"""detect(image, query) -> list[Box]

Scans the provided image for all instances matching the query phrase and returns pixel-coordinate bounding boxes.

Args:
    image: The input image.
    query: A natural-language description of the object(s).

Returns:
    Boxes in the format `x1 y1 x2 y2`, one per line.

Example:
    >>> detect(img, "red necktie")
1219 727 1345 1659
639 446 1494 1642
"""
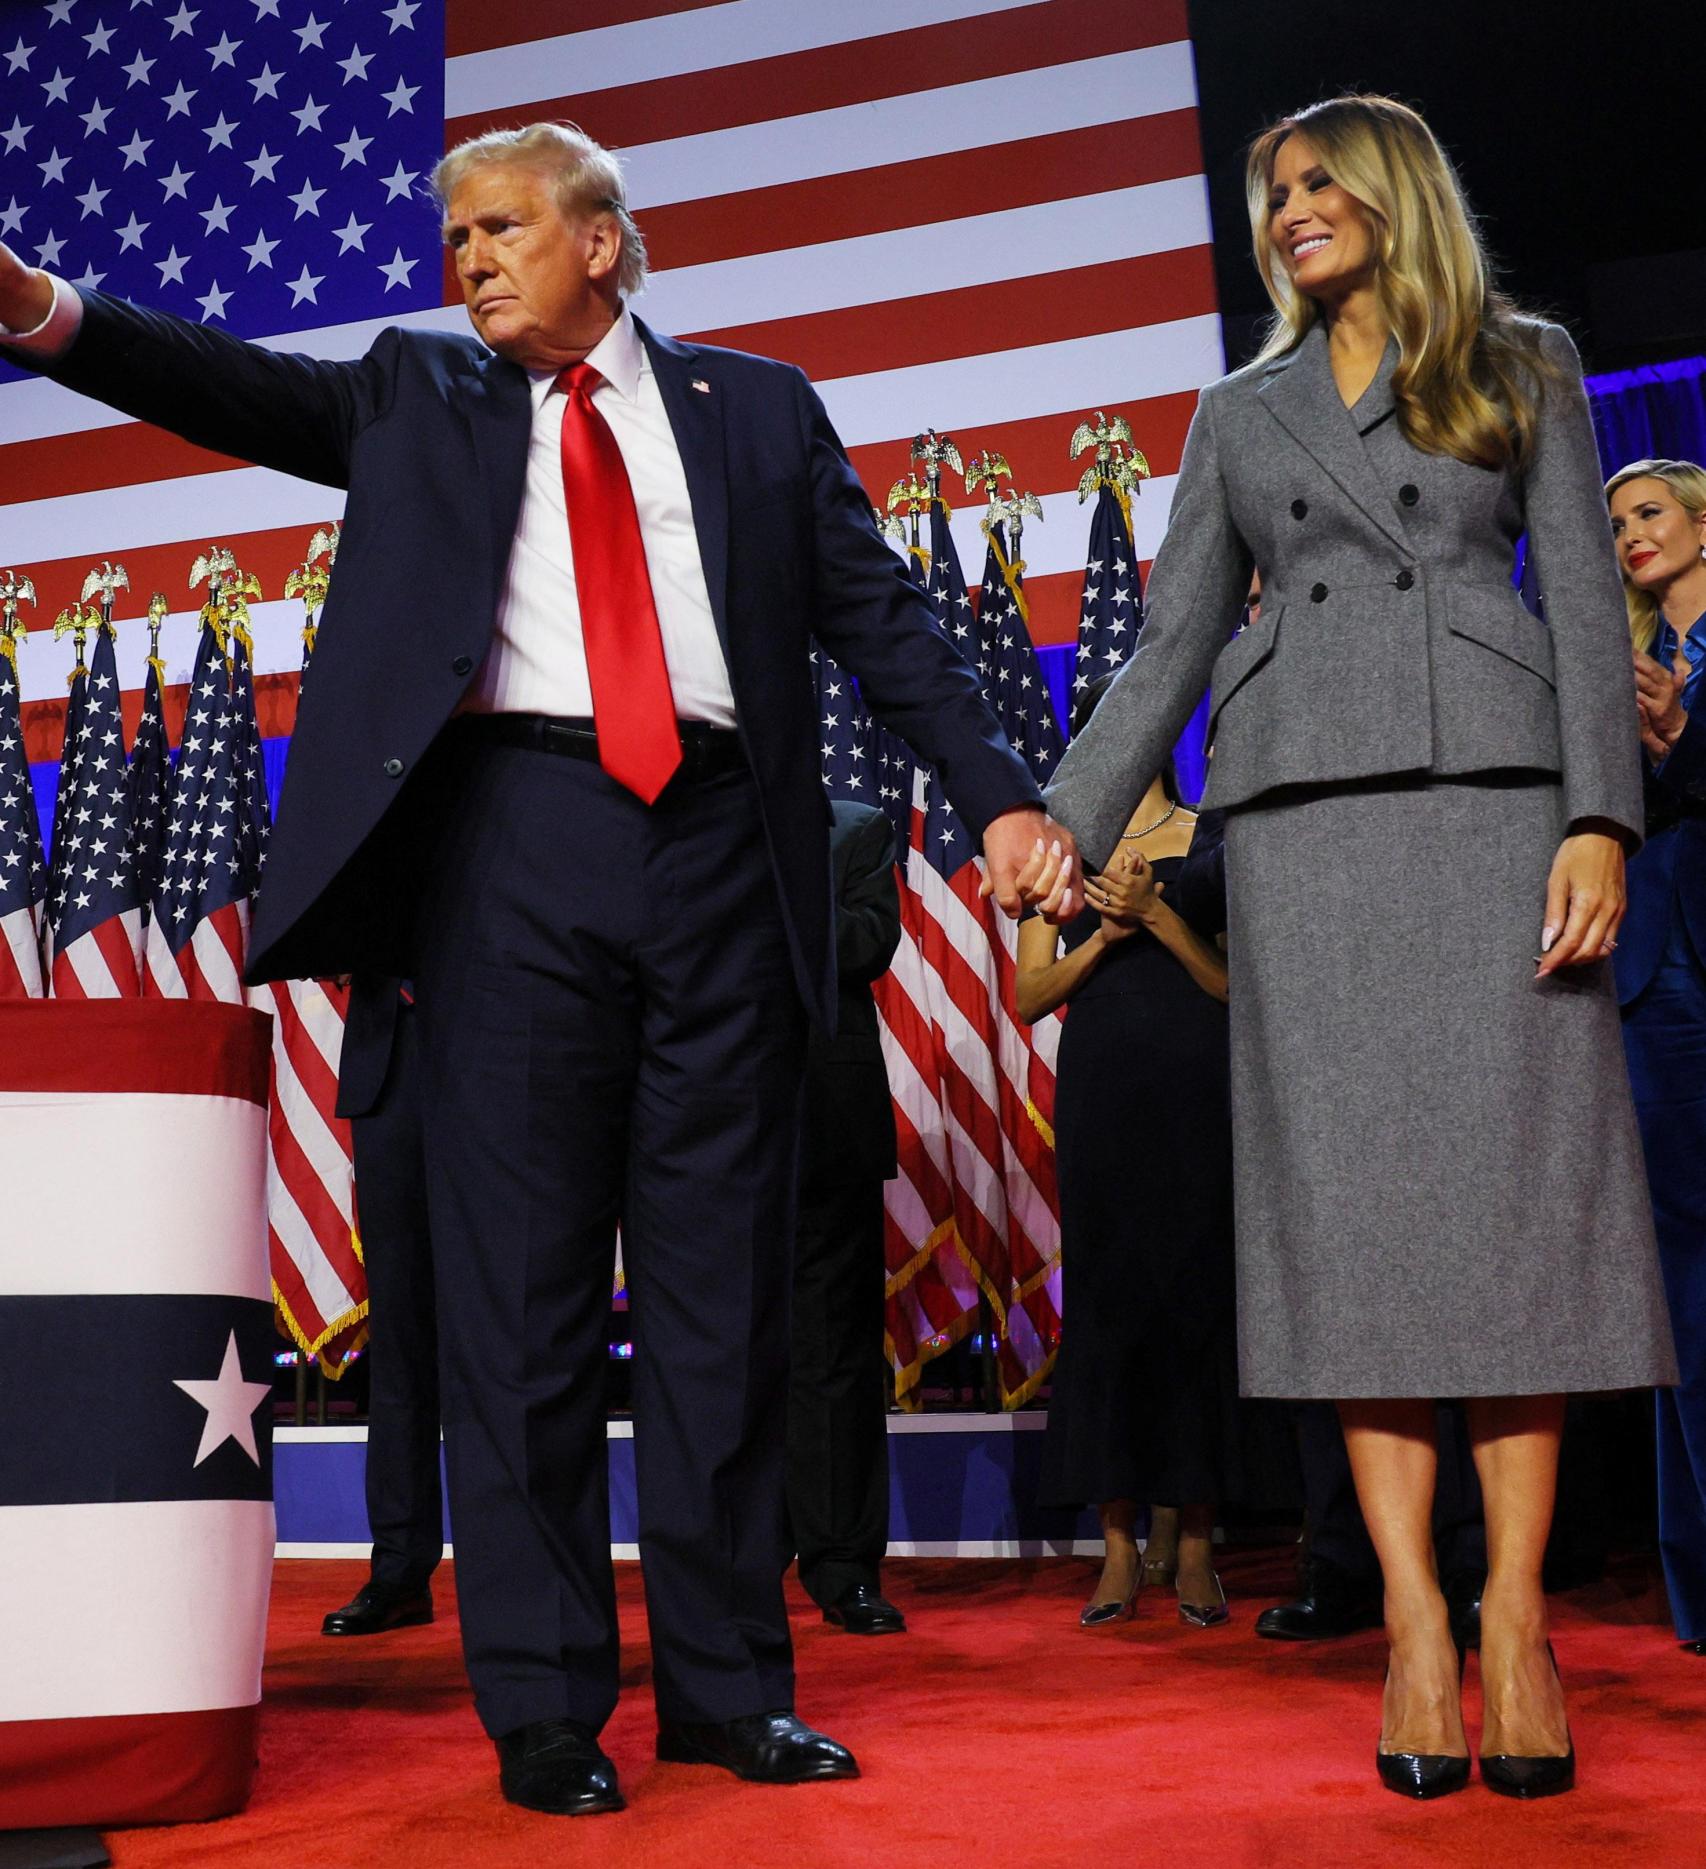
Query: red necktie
555 361 681 803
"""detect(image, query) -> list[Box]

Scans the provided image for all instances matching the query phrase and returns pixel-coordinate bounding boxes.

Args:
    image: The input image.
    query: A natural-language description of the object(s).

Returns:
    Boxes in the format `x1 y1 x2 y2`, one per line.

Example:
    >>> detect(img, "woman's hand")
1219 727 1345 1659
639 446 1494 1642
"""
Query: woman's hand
1084 845 1162 942
1633 645 1689 762
1537 827 1626 975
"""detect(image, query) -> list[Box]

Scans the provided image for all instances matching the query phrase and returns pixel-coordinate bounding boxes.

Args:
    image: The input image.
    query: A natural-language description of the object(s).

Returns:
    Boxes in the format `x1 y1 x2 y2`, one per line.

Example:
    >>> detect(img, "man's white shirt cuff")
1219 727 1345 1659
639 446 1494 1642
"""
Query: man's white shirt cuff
1 272 84 356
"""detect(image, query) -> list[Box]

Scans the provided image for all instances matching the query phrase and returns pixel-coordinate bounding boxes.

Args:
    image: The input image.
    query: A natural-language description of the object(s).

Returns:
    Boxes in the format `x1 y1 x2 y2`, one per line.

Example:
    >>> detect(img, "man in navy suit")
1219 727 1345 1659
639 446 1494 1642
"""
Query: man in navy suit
0 124 1079 1817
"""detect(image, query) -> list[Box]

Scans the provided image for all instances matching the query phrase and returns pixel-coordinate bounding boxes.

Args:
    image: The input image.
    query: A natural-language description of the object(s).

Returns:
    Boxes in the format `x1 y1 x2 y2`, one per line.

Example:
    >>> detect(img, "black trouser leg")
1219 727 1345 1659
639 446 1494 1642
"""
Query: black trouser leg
351 1007 443 1592
787 1180 890 1609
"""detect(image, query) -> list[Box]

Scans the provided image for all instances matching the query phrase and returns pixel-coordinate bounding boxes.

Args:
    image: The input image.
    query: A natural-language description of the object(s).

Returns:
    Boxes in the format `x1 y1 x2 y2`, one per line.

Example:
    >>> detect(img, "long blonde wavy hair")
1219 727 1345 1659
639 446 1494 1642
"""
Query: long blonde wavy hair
1245 95 1556 471
1604 458 1706 653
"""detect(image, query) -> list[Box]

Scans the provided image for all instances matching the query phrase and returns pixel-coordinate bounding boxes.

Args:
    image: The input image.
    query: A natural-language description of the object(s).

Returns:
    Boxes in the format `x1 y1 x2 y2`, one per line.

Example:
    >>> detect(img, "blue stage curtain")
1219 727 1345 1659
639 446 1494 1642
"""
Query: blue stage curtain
1587 356 1706 476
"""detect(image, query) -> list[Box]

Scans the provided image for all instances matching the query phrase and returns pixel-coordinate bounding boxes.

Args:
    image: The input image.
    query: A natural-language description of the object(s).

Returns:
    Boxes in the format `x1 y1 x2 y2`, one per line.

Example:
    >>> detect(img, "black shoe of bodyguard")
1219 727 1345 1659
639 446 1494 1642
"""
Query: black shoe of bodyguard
321 1577 434 1637
1443 1570 1484 1653
823 1583 907 1636
1254 1562 1382 1642
496 1718 624 1816
657 1712 860 1783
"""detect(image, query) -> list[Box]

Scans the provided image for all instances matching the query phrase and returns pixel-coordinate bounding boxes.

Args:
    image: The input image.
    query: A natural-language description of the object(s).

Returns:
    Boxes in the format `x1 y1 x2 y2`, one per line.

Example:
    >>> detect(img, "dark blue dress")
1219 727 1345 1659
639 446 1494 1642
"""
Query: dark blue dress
1617 608 1706 1644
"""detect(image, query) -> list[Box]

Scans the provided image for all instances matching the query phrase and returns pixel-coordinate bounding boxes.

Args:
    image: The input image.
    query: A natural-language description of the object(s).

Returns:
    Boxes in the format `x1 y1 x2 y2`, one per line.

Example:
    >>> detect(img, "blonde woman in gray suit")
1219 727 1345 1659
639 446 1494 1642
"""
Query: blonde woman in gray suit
1042 95 1675 1801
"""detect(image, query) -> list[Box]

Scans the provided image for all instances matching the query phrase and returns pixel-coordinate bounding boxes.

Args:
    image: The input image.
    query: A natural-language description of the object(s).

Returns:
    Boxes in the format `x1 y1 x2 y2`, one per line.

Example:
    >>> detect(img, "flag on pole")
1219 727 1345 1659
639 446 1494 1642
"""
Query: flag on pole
126 637 173 921
143 620 254 1002
1070 413 1150 715
0 596 47 1000
46 617 143 999
886 467 1063 1404
229 559 365 1378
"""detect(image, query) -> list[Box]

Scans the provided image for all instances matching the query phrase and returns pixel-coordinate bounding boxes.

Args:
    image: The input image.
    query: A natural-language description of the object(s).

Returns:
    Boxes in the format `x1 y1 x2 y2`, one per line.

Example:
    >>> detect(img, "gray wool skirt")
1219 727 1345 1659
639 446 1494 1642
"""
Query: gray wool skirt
1223 772 1678 1399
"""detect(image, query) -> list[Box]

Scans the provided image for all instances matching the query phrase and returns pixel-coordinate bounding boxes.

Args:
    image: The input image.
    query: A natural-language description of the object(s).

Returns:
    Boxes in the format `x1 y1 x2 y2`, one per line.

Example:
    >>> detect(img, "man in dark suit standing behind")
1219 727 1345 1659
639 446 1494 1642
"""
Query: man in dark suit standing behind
0 124 1078 1818
789 801 905 1636
321 978 444 1641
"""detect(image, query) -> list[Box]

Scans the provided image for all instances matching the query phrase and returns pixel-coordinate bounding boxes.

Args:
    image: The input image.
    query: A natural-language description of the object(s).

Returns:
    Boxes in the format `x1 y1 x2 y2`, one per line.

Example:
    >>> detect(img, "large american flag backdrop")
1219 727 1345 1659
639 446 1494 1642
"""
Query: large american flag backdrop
0 0 1227 1392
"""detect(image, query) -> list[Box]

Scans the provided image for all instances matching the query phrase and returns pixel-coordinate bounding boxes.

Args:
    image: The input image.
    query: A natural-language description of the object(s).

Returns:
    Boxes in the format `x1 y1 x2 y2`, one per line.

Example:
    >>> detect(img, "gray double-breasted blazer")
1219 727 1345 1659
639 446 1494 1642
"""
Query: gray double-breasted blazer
1046 319 1642 863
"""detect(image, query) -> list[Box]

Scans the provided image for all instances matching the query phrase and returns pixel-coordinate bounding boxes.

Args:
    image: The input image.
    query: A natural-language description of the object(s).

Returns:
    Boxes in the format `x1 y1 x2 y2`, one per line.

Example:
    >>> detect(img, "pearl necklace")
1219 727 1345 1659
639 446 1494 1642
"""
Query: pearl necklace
1118 802 1177 841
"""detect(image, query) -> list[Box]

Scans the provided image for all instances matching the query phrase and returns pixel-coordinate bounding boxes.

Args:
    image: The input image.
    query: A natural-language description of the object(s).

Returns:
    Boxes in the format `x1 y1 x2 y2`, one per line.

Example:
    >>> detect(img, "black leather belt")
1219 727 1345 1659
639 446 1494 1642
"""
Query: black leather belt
453 712 747 783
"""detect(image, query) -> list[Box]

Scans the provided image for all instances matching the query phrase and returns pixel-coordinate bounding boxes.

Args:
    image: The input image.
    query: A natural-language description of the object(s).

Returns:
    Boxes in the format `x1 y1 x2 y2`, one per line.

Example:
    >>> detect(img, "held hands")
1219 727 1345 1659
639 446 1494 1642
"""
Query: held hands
1083 843 1162 944
1633 645 1689 764
980 808 1083 922
0 240 55 335
1537 826 1626 976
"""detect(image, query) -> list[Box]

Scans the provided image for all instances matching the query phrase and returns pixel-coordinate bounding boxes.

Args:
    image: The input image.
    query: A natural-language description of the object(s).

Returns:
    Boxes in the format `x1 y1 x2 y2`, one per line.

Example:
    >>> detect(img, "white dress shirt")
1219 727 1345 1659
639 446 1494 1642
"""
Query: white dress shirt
2 286 736 728
465 306 735 726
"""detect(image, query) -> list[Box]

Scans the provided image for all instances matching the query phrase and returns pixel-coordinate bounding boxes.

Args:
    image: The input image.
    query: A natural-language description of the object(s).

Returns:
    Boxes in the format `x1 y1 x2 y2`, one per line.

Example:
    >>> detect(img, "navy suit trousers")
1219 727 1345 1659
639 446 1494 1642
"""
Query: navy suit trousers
349 1003 444 1592
412 733 806 1737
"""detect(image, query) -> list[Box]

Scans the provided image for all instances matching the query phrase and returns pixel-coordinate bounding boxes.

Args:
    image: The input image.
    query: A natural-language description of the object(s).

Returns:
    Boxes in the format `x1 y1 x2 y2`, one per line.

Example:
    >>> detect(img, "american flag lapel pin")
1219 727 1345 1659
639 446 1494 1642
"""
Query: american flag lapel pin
691 378 711 394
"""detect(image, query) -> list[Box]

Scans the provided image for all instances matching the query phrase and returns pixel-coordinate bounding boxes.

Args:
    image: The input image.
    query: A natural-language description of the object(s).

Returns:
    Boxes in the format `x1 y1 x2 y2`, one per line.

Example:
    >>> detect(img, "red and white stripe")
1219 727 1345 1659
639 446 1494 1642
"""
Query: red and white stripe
0 906 44 1000
256 976 363 1364
144 899 251 1004
48 910 142 1000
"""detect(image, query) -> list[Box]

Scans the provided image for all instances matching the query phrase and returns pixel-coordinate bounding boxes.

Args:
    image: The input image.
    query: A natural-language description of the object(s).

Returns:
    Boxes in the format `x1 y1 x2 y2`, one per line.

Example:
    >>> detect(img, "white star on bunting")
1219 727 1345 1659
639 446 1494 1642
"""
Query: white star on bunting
174 1331 271 1468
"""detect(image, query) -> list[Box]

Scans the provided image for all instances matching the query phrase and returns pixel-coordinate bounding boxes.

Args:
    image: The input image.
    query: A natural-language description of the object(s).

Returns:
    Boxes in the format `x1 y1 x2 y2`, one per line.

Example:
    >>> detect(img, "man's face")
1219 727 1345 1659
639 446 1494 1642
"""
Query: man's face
443 163 618 369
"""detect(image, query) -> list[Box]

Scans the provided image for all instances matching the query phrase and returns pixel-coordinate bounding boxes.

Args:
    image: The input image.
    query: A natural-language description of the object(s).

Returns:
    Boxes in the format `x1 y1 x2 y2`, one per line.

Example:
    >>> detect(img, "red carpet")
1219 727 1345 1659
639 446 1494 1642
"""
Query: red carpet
102 1549 1706 1869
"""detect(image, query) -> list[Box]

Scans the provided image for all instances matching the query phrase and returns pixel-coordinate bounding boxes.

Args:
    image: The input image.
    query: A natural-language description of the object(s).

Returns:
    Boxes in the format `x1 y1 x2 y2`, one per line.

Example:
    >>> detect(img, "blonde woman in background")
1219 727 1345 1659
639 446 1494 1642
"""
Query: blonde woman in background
1607 459 1706 1657
1043 95 1675 1800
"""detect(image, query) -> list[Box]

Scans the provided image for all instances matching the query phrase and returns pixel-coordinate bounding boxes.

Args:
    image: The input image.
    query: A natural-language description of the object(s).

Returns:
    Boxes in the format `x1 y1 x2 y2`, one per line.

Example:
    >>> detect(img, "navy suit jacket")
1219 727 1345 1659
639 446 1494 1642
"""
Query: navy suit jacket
37 291 1040 1025
1615 711 1706 1004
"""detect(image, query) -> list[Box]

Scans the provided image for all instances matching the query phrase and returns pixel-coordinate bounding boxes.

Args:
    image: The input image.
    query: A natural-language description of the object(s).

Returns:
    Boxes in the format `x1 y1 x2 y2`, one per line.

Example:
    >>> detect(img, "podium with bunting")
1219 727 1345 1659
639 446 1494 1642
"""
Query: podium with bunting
0 1000 276 1829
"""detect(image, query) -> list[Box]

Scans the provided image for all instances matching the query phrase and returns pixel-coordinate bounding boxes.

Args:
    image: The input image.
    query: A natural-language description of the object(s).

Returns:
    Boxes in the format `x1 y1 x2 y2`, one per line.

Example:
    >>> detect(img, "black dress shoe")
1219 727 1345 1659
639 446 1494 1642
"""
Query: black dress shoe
495 1718 624 1816
1443 1570 1484 1653
823 1584 906 1636
1254 1563 1381 1642
657 1711 859 1783
321 1578 433 1637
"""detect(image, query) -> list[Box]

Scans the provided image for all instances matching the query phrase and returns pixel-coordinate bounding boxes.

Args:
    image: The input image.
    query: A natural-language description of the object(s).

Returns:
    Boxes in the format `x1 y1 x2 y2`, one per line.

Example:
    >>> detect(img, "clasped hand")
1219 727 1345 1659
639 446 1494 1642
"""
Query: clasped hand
1083 843 1161 943
980 809 1083 922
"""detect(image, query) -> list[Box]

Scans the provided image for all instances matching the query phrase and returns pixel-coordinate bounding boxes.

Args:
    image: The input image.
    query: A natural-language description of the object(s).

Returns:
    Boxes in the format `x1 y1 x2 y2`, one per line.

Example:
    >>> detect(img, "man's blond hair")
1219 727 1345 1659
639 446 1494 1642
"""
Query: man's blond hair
433 122 649 297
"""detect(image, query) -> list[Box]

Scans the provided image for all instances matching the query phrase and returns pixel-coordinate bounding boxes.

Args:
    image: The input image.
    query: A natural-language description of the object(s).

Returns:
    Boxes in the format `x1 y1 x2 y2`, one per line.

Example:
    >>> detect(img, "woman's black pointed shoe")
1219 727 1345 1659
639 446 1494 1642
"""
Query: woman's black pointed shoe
1375 1748 1472 1799
1376 1644 1470 1798
1481 1643 1576 1798
1480 1748 1576 1799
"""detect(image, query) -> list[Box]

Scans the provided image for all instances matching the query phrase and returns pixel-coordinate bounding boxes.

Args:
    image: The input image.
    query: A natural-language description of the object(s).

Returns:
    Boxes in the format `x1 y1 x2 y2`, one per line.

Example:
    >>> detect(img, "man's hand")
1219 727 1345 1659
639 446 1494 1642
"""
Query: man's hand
1537 826 1626 975
0 240 55 335
980 807 1082 922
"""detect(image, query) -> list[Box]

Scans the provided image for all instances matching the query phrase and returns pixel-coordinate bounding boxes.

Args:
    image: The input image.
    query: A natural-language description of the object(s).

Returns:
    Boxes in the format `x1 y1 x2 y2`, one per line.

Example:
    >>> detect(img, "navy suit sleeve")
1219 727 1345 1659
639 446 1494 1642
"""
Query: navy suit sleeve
792 372 1042 842
31 287 394 490
834 808 902 986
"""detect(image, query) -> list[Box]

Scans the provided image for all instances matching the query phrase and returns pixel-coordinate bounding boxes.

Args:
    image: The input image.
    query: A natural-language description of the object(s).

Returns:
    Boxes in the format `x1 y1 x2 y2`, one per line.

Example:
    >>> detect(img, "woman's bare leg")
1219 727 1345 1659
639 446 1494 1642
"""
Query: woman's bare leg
1340 1398 1467 1757
1465 1394 1570 1758
1090 1499 1139 1607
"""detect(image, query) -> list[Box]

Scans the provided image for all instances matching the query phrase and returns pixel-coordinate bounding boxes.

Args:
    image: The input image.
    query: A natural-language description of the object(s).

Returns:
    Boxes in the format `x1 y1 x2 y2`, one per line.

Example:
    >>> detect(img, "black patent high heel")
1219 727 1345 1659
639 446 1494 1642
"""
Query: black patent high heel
1376 1636 1471 1800
1481 1642 1576 1799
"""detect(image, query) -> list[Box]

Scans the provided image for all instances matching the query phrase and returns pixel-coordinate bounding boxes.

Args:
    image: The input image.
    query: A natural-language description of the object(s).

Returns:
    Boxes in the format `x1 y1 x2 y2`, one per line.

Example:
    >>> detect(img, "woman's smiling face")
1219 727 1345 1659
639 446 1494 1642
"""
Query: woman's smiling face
1266 134 1378 304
